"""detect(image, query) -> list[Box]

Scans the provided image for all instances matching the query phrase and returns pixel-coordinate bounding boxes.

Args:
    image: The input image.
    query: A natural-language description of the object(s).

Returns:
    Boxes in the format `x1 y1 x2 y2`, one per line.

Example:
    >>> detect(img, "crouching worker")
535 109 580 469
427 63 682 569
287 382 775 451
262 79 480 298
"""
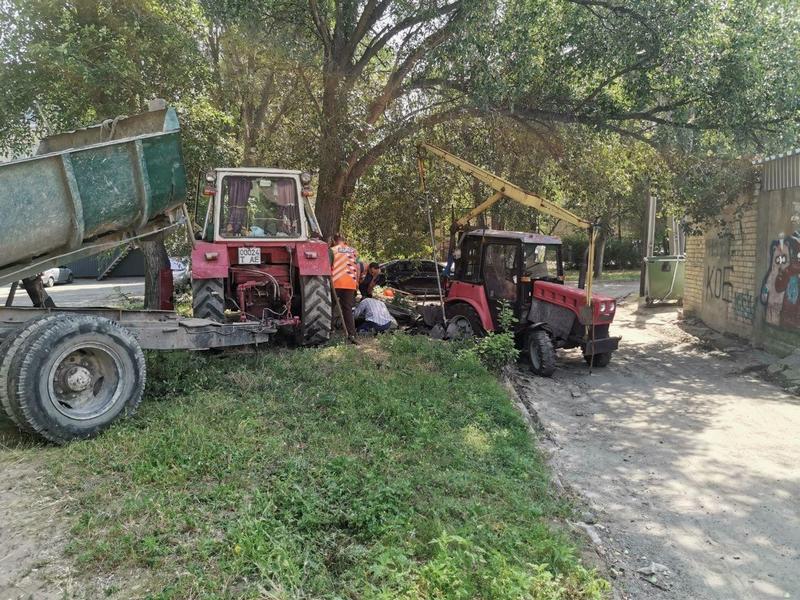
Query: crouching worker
354 297 397 334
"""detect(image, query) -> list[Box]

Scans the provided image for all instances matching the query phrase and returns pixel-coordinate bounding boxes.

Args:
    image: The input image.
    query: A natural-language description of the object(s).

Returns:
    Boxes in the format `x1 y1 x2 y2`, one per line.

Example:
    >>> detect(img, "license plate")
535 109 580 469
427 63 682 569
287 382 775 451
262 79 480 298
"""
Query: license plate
238 247 261 264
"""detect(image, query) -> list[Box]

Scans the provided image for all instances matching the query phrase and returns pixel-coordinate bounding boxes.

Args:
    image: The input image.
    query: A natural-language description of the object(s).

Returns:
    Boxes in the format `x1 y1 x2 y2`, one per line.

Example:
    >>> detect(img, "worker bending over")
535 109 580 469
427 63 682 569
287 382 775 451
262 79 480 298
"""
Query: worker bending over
330 233 359 341
354 297 397 333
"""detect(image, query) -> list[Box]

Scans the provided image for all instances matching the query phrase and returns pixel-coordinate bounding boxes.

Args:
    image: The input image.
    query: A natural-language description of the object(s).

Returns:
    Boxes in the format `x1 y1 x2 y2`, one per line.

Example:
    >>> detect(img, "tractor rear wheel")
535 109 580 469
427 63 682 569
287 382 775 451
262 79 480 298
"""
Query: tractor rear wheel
300 276 332 346
4 315 146 444
444 303 484 339
192 278 225 322
584 352 612 367
528 329 556 377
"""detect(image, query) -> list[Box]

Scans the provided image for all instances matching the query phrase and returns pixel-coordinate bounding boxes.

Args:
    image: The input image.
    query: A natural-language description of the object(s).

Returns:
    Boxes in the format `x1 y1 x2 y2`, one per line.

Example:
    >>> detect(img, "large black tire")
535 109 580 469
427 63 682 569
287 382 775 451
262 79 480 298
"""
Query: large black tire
528 329 556 377
584 352 612 367
0 316 67 434
9 315 146 444
444 302 485 339
192 278 225 322
300 276 333 346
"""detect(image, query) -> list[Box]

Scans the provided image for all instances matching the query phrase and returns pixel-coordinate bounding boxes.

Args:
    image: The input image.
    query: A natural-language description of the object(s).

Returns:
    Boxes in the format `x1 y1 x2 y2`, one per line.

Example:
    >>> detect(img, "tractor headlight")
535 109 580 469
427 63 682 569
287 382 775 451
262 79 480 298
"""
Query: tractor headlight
205 171 216 183
609 301 615 312
300 171 312 184
599 302 606 313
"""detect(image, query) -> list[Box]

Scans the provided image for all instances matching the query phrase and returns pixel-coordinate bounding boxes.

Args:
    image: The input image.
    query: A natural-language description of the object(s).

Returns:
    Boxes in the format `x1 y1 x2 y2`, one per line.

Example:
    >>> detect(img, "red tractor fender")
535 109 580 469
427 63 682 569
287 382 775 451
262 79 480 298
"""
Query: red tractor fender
295 241 331 276
445 281 495 332
191 241 230 279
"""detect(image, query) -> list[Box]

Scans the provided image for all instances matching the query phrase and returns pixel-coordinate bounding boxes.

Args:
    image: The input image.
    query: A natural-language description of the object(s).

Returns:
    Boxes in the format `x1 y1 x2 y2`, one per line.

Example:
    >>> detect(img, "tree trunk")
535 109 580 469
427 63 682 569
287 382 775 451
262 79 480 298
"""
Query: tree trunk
593 230 607 279
141 238 170 310
314 67 351 238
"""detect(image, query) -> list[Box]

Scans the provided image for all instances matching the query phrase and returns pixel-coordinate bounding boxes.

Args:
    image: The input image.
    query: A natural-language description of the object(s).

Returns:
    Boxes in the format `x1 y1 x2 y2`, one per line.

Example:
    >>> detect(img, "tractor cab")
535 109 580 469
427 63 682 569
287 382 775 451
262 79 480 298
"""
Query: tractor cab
450 229 565 330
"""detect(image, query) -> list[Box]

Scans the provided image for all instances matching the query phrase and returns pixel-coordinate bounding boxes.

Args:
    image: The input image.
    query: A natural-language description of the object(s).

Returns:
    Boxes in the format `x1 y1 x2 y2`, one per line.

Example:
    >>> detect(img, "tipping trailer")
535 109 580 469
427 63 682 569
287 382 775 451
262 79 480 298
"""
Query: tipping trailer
0 107 277 444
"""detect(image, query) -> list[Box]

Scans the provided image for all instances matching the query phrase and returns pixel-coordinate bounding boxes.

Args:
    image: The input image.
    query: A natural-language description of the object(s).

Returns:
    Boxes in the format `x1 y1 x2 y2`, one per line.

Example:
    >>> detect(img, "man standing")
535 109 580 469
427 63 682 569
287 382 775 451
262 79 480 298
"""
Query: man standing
359 262 384 298
330 234 359 341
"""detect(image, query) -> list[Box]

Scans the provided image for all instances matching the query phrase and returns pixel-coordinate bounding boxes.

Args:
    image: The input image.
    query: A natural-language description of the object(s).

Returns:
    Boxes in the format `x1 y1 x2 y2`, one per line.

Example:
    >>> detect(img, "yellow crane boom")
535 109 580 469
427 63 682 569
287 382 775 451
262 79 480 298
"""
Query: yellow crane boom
416 142 599 304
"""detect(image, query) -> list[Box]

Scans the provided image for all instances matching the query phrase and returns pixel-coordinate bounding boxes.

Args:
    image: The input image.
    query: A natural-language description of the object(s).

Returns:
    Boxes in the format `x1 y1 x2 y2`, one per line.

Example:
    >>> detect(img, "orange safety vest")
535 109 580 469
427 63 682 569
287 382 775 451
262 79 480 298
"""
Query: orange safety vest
331 244 359 290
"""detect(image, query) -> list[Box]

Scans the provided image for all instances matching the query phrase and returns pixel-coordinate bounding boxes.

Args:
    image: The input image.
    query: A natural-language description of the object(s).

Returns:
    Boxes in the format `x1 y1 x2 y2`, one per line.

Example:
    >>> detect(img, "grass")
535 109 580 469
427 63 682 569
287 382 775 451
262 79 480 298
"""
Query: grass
45 335 607 599
564 268 641 283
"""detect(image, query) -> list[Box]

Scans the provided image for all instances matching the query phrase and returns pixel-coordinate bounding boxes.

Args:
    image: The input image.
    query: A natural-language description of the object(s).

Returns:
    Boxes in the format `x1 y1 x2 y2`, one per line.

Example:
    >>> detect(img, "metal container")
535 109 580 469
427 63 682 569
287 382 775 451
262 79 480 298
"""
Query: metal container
0 108 186 277
645 255 685 304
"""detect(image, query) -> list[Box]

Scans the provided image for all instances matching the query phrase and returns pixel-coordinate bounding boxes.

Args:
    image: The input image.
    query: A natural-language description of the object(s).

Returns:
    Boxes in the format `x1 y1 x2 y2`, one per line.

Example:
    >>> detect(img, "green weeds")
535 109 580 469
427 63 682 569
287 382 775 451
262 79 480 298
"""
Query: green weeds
50 335 607 599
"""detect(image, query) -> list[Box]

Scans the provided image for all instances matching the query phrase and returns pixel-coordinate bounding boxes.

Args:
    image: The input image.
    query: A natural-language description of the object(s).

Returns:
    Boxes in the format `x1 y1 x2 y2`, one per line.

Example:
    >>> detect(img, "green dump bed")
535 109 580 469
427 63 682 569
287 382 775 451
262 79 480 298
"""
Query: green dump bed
0 107 187 286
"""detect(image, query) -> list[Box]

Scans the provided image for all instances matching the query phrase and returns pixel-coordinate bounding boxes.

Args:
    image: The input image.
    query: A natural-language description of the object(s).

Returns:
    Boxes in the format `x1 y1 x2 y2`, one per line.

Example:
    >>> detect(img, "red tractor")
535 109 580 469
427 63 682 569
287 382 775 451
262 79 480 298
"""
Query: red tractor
417 144 620 376
444 229 619 376
191 168 333 345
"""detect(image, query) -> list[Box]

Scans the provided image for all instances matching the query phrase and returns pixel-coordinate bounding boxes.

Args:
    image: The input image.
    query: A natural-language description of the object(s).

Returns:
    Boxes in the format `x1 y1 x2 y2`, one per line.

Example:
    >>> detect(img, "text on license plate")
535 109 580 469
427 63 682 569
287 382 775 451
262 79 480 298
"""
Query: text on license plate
238 247 261 264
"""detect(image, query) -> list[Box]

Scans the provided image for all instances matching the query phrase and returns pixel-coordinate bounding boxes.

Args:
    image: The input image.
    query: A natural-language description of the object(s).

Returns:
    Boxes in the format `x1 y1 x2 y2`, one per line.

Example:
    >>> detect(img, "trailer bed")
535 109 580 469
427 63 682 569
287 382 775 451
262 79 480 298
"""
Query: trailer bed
0 307 273 350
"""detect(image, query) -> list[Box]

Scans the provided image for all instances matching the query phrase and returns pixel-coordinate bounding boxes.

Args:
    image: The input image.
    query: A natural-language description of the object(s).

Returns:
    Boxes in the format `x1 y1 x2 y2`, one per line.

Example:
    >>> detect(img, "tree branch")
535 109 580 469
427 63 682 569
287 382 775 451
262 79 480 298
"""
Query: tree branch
349 1 461 80
347 106 482 184
308 0 332 55
343 0 393 61
364 11 463 124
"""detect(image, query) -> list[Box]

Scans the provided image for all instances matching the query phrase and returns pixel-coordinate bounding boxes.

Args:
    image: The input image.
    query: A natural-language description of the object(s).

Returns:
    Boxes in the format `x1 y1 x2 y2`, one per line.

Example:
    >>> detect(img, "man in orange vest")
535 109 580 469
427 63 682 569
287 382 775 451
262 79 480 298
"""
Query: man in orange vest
330 233 360 341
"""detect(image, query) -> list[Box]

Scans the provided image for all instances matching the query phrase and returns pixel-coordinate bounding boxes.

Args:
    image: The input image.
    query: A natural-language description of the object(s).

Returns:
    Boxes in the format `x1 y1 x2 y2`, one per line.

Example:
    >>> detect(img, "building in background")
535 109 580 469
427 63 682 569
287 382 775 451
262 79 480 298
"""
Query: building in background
684 149 800 356
67 244 145 280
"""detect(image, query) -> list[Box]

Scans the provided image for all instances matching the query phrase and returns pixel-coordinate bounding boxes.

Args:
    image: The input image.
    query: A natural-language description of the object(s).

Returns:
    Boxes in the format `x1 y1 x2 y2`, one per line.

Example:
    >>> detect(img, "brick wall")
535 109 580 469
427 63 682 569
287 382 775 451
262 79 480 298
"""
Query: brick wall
683 202 758 339
683 235 705 313
684 166 800 356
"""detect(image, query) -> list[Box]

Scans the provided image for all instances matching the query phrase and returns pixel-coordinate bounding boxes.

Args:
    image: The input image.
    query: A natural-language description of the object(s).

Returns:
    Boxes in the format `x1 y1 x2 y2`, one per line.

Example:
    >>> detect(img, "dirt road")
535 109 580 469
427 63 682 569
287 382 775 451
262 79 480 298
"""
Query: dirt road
513 284 799 599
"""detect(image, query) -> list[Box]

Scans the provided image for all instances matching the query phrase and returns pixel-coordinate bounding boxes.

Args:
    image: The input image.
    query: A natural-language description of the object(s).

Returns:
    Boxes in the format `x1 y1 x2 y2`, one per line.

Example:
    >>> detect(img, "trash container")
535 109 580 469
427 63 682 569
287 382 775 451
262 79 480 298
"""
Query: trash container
645 255 685 305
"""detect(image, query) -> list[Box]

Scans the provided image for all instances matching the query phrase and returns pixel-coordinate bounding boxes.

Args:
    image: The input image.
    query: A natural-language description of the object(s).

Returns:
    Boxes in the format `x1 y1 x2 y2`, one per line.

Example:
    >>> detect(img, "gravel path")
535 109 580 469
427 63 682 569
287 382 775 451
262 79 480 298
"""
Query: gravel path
513 289 799 599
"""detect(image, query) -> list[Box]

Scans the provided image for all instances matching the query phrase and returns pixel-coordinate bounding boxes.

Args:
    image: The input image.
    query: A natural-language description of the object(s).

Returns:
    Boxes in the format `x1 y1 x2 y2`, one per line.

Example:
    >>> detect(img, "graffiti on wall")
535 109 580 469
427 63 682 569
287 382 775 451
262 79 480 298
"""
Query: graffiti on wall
760 215 800 329
706 265 735 303
734 291 755 322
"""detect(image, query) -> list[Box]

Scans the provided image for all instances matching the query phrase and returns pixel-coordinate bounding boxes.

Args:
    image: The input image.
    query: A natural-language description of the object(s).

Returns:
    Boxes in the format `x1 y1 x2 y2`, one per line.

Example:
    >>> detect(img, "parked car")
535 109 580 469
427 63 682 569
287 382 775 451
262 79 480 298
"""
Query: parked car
380 259 446 297
40 267 73 287
170 258 190 290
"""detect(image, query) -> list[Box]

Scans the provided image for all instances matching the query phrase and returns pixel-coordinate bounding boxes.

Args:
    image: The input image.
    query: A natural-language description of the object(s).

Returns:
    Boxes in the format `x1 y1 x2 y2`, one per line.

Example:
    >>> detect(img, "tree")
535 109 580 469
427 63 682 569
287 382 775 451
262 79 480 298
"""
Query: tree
305 0 485 236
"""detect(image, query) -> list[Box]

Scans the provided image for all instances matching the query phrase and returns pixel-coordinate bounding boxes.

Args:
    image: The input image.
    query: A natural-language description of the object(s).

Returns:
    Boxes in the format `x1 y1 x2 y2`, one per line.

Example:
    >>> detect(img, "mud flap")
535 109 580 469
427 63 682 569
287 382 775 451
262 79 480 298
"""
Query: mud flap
582 336 621 356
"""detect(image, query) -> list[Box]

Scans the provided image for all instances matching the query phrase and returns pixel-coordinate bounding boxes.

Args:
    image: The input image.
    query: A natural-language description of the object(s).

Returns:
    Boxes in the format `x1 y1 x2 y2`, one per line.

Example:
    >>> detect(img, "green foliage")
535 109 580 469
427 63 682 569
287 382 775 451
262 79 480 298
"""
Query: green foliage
1 0 796 251
47 337 606 598
561 234 642 271
464 301 520 371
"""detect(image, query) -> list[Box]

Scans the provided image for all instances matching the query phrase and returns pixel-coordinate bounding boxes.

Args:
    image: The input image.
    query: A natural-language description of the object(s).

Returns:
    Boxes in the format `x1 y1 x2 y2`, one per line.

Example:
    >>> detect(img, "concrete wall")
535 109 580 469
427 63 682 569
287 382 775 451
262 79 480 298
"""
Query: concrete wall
685 152 800 357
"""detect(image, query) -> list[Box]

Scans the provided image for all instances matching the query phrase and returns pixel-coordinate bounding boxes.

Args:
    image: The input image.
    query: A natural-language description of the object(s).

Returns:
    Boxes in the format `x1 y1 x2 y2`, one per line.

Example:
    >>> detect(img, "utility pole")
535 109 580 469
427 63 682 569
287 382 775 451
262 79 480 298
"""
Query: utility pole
640 187 657 297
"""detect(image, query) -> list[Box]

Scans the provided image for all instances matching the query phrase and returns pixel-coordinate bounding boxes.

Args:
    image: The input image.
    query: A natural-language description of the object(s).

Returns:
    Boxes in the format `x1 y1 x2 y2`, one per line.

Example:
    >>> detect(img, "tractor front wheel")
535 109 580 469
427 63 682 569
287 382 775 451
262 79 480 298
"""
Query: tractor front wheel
444 303 484 340
528 329 556 377
300 276 332 346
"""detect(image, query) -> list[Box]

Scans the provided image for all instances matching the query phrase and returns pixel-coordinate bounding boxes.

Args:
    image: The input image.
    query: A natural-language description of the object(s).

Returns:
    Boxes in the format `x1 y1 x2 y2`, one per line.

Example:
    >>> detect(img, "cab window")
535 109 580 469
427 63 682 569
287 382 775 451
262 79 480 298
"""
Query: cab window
483 242 518 301
522 244 560 280
220 175 300 238
459 236 482 282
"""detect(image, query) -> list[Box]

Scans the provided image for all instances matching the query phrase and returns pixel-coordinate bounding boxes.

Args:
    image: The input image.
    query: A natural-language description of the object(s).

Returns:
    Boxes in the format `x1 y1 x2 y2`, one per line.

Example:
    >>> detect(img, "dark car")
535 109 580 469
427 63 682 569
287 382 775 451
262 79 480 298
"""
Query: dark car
380 259 446 297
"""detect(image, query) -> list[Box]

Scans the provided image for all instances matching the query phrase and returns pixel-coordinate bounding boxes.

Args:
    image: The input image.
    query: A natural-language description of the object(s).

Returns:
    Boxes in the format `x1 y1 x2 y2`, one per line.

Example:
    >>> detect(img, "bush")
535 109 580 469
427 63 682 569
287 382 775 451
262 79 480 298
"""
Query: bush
464 301 520 370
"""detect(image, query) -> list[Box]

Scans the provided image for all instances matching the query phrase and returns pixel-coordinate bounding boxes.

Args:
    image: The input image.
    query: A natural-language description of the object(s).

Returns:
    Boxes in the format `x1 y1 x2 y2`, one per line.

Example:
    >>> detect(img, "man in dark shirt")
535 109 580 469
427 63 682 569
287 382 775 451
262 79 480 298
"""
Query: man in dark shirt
359 262 384 298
